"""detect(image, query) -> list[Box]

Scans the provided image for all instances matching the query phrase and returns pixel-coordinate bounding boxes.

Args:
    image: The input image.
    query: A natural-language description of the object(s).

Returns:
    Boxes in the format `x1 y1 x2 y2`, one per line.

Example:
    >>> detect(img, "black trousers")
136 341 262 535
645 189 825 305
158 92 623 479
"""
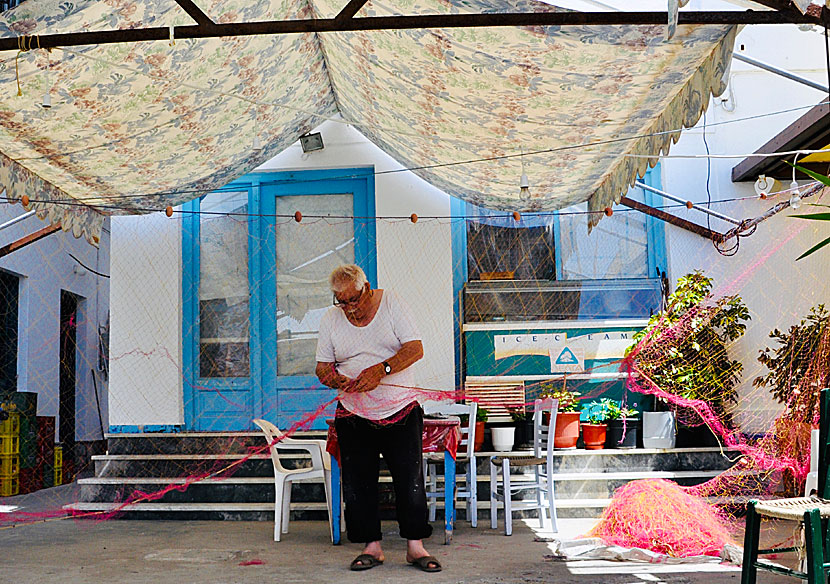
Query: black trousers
334 404 433 543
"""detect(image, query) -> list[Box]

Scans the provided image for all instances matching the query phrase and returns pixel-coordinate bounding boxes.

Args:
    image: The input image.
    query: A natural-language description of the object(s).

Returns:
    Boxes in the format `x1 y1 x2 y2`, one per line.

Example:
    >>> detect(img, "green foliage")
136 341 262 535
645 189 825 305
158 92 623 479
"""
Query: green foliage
629 271 750 424
789 165 830 260
584 399 638 425
539 382 581 413
506 405 533 422
602 398 639 420
753 305 830 423
459 406 489 425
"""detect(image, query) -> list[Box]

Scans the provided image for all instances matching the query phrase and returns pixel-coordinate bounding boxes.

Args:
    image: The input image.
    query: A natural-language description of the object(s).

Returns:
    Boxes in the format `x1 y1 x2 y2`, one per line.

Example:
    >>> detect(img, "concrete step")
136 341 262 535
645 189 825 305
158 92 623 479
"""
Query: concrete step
473 447 740 474
103 431 328 456
77 476 327 504
93 454 277 478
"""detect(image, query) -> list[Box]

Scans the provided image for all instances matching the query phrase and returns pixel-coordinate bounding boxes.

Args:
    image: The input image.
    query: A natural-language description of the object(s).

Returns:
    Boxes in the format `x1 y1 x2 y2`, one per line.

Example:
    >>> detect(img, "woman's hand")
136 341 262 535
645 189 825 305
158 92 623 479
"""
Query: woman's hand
349 363 385 393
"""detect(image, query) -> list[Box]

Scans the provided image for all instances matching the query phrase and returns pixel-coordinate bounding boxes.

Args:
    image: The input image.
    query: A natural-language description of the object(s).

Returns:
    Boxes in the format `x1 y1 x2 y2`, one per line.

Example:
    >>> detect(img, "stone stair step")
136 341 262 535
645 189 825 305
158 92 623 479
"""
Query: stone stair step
104 431 327 455
470 448 741 473
76 476 326 504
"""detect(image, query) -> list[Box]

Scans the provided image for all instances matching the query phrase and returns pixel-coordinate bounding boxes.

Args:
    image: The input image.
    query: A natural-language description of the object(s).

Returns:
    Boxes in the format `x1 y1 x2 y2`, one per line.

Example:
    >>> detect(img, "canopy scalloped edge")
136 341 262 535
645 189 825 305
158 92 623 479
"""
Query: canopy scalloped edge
0 152 105 246
587 26 738 230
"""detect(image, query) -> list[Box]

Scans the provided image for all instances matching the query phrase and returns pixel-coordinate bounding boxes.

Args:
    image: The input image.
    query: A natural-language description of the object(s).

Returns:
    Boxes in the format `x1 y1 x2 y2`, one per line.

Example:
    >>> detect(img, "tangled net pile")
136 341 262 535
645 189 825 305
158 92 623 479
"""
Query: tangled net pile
588 479 736 557
587 272 830 557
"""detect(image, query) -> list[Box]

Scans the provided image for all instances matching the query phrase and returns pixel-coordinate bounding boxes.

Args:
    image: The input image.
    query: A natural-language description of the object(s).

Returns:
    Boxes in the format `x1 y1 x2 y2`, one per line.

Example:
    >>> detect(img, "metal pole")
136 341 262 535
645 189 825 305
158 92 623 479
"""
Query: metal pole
0 210 36 233
634 182 742 226
733 53 830 93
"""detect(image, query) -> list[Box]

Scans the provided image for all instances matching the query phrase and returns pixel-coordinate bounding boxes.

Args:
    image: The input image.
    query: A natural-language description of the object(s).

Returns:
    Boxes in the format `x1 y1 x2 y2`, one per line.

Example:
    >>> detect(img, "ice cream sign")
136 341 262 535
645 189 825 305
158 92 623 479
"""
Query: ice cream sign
493 332 635 373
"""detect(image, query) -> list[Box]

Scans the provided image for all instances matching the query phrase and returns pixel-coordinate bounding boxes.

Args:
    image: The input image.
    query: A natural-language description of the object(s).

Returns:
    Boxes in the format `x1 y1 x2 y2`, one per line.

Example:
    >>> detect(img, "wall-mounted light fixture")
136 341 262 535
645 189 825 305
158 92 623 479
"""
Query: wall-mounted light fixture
299 132 324 153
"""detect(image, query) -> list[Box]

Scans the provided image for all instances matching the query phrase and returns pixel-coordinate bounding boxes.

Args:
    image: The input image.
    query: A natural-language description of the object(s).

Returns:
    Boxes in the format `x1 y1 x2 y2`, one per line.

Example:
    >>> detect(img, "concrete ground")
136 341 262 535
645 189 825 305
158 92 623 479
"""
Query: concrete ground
1 485 796 584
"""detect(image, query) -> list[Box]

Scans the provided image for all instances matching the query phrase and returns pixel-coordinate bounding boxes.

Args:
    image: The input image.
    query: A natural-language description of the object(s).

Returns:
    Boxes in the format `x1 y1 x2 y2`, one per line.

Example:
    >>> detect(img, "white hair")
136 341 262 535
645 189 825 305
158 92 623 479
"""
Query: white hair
329 264 368 292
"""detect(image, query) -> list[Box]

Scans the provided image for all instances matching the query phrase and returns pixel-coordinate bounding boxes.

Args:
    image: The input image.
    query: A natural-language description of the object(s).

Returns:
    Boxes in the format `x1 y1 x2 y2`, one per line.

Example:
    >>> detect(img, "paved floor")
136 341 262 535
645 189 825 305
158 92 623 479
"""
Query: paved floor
1 485 796 584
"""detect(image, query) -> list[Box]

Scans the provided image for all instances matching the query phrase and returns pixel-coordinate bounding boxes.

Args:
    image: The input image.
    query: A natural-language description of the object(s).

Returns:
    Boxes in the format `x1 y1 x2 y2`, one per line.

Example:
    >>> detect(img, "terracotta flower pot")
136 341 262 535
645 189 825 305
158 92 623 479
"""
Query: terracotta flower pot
554 411 581 449
474 421 485 452
581 423 607 450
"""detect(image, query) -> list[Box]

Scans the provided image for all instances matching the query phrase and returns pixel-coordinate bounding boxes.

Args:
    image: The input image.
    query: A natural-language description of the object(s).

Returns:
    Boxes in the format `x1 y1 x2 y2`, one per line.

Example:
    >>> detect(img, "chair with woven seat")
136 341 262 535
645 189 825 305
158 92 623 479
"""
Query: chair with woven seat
489 397 558 536
422 401 479 526
741 387 830 584
252 418 333 542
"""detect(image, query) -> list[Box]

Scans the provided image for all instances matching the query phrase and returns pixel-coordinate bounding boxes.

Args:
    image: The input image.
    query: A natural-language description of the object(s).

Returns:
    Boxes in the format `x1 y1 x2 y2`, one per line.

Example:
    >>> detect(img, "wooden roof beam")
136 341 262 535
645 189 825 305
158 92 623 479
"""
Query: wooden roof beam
172 0 215 27
334 0 370 24
0 223 62 259
750 0 826 23
0 11 819 51
620 196 724 242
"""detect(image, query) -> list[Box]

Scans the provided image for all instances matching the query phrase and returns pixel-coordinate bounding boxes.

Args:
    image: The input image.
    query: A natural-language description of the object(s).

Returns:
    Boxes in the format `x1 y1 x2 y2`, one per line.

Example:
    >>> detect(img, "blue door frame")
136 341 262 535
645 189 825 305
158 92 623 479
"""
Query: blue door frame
183 168 376 431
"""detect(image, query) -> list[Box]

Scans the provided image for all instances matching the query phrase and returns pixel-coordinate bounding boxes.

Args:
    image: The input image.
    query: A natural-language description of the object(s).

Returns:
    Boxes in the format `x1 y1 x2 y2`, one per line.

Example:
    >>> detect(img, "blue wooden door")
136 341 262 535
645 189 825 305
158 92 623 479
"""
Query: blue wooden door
259 168 376 430
183 169 375 431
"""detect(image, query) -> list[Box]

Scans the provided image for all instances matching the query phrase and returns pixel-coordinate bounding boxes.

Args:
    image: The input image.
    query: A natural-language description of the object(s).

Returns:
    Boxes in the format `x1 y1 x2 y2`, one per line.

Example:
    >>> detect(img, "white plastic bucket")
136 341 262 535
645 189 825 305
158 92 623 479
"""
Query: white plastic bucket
642 412 676 449
491 427 515 452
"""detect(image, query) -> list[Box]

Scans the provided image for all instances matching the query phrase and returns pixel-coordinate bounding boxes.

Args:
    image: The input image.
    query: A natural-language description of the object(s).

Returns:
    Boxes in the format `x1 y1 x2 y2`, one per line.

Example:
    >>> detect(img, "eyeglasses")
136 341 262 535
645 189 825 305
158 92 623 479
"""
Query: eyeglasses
333 285 366 308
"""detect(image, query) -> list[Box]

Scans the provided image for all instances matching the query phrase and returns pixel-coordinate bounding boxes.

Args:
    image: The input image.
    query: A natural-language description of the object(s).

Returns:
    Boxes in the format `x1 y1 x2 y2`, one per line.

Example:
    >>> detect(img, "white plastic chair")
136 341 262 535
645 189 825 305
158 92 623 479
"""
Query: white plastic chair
252 418 333 542
422 401 479 526
489 398 558 535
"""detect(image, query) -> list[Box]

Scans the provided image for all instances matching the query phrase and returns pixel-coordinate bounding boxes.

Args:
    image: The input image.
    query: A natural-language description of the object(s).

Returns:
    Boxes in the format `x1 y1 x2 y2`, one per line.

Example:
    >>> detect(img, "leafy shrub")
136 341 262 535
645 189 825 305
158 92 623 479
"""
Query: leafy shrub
628 271 749 426
753 305 830 424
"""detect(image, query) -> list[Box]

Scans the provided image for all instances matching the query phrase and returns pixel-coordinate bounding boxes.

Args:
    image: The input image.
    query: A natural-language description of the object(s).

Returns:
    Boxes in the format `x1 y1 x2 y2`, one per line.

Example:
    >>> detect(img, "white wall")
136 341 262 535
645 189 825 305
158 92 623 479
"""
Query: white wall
0 202 110 441
662 24 830 432
109 213 183 427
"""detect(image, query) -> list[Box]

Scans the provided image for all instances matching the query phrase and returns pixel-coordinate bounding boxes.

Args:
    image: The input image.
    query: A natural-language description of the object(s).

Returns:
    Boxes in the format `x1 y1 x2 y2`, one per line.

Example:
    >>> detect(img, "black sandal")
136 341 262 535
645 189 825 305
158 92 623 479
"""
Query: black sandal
350 553 383 571
408 555 442 573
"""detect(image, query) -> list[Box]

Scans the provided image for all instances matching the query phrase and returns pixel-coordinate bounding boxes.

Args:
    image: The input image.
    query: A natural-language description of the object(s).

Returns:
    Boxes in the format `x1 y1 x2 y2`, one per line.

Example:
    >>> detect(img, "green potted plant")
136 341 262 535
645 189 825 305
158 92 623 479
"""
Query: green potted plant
459 406 488 451
507 405 534 450
581 400 609 450
474 407 488 452
629 271 749 446
539 382 581 449
601 398 640 449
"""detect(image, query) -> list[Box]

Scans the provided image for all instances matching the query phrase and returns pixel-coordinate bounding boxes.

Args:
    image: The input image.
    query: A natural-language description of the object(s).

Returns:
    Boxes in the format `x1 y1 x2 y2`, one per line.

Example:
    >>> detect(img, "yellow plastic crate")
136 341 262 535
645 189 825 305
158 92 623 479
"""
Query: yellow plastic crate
54 445 62 468
0 412 19 436
0 475 18 496
0 435 19 456
53 468 62 487
0 455 18 477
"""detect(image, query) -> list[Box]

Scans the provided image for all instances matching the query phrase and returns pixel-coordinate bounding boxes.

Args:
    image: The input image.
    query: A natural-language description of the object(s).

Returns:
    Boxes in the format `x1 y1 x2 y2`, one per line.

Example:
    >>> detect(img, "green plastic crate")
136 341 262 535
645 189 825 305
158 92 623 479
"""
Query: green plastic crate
18 417 37 469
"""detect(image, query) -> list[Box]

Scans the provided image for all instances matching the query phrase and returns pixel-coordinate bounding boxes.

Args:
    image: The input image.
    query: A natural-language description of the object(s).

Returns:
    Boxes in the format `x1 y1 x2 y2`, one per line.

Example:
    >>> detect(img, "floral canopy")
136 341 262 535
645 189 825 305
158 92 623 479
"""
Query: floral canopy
0 0 736 244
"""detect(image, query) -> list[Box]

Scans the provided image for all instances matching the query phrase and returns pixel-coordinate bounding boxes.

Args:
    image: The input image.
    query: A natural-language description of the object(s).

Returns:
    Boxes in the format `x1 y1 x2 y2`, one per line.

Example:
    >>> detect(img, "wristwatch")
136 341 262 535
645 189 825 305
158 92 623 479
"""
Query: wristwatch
382 361 392 375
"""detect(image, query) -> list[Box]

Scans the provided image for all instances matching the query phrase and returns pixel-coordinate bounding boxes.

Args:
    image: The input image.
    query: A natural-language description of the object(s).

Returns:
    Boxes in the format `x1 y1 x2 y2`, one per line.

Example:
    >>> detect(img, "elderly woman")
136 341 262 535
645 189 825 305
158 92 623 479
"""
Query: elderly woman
315 264 441 573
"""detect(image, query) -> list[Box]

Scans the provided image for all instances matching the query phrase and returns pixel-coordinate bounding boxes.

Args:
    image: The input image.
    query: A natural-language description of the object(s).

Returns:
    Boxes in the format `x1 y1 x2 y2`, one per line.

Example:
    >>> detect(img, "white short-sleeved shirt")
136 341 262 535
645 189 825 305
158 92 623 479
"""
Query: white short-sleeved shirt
315 290 422 420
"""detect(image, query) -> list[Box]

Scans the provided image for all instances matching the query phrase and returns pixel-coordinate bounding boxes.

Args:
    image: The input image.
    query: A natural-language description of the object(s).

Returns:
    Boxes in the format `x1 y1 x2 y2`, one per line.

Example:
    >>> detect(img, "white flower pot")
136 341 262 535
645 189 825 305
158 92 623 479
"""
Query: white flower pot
642 411 676 449
491 427 515 452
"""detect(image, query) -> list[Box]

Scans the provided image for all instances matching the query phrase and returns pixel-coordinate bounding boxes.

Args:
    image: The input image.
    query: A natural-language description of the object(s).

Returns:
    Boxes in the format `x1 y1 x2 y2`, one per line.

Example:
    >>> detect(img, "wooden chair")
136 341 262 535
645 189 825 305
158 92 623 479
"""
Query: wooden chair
252 418 333 542
741 388 830 584
422 401 479 526
489 398 558 535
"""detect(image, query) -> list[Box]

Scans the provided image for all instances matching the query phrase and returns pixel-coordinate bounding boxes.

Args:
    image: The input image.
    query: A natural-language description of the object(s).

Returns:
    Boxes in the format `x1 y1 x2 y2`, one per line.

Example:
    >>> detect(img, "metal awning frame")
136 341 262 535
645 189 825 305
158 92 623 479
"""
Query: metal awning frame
0 0 826 52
